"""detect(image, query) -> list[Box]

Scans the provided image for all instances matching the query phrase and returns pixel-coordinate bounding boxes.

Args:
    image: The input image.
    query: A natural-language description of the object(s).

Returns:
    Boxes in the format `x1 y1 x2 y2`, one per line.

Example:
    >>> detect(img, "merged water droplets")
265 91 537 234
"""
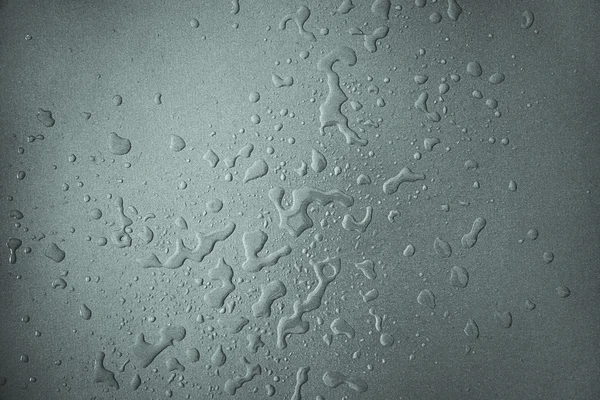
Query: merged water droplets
44 242 65 263
6 238 22 264
107 132 131 155
36 109 55 127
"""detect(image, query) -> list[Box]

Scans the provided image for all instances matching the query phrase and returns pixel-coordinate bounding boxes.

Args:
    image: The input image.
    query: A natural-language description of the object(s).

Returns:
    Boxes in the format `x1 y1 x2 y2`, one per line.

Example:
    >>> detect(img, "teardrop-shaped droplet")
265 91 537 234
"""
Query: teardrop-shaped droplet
464 319 479 339
80 304 92 320
210 345 226 367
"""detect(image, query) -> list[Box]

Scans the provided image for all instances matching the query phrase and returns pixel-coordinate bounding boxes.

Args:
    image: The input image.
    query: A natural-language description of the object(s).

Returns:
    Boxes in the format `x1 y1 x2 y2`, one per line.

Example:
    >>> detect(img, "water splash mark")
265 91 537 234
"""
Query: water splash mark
269 186 354 237
364 26 389 53
204 258 236 308
252 280 287 318
354 259 376 280
136 222 235 269
93 352 120 390
291 366 310 400
224 357 261 395
382 167 425 194
342 206 373 233
414 92 441 122
276 257 341 348
131 325 186 368
242 229 291 272
279 6 316 42
318 47 367 146
111 196 133 248
246 333 265 353
322 370 368 393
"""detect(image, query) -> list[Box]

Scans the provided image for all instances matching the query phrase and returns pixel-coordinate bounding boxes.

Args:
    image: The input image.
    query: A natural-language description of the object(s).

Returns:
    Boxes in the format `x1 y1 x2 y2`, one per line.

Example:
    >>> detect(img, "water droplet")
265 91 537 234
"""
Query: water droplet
112 95 123 106
210 345 227 367
464 319 479 339
9 210 24 220
489 72 505 84
447 0 463 21
249 91 260 103
414 75 429 84
485 98 498 109
464 159 479 171
450 266 469 288
527 229 539 240
380 333 394 347
430 12 442 23
207 198 224 213
521 10 534 29
434 237 452 258
244 160 269 183
311 149 327 173
417 289 436 309
525 299 536 310
542 252 554 264
494 310 512 328
90 208 102 219
169 135 186 152
467 61 482 77
186 348 200 362
371 0 391 19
